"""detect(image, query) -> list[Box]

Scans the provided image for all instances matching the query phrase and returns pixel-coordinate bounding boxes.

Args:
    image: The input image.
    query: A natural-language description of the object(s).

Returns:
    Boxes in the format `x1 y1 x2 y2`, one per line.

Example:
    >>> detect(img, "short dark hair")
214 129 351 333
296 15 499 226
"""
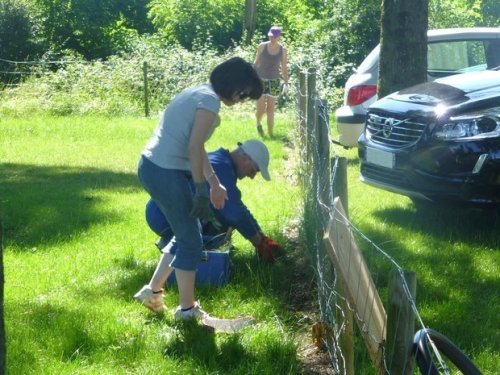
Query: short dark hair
210 57 263 101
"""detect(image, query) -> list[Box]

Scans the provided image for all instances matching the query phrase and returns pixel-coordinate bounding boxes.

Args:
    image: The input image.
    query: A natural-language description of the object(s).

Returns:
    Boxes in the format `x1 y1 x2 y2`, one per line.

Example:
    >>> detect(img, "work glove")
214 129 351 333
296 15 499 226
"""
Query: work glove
281 83 289 96
256 236 285 262
206 208 223 230
190 182 210 221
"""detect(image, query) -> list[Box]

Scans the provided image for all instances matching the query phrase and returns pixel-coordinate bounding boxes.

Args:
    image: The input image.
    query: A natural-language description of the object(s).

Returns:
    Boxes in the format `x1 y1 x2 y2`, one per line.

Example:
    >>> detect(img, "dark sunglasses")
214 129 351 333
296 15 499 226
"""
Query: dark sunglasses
239 91 250 101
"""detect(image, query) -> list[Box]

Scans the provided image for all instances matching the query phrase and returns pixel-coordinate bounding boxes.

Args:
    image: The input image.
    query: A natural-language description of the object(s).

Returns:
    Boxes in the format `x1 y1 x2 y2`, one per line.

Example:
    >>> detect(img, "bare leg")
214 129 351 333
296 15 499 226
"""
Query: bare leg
266 96 276 137
175 269 196 309
148 252 174 291
256 96 267 136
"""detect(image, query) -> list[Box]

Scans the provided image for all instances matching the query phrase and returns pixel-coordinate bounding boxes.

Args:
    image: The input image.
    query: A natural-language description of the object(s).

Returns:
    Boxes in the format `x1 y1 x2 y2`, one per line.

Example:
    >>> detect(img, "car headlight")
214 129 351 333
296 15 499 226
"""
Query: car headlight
434 109 500 140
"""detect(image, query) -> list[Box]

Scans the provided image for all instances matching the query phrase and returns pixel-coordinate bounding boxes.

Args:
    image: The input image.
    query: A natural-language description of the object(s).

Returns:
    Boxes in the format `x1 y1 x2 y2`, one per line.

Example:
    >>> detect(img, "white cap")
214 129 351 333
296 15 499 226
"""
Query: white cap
239 140 271 180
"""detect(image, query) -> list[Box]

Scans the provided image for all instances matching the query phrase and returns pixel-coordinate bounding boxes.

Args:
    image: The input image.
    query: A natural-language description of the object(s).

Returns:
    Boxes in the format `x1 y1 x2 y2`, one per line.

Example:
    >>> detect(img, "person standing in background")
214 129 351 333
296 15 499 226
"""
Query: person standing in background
254 26 289 138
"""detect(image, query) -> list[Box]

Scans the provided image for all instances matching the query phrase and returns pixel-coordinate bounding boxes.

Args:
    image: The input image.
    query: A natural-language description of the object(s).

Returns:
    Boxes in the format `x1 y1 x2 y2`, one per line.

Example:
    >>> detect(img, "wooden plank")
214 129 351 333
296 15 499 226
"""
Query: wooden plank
323 198 386 371
386 269 416 374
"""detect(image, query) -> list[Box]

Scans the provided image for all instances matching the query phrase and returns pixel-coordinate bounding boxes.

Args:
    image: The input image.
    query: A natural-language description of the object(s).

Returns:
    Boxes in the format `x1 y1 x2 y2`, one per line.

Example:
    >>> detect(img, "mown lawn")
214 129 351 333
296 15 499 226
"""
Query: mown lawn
333 143 499 373
1 112 309 374
1 111 498 374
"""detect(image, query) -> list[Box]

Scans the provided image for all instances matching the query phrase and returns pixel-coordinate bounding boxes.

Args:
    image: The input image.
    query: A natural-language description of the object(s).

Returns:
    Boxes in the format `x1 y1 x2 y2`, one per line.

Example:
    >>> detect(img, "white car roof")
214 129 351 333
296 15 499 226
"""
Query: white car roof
357 28 500 72
427 28 500 41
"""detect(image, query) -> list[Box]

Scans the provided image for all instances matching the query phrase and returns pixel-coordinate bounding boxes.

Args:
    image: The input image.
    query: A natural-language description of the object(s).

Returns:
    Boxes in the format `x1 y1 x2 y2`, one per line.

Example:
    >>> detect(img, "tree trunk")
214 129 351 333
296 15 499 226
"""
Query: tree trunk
0 220 5 375
378 0 428 98
244 0 257 44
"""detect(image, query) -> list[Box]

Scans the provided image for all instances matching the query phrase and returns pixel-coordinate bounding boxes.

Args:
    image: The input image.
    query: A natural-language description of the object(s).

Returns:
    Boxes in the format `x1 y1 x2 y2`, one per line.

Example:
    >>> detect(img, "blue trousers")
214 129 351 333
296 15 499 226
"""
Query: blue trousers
137 156 202 271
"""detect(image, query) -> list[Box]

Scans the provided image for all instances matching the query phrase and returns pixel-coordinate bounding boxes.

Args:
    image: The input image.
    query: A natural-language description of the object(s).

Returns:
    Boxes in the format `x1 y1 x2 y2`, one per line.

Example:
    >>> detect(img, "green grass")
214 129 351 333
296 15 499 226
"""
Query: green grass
332 145 500 373
1 112 499 374
1 112 306 374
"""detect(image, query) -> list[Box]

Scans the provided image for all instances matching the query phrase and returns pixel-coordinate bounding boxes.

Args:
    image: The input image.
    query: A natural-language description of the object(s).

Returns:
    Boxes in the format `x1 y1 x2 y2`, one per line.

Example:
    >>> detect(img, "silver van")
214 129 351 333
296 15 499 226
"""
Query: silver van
334 28 500 147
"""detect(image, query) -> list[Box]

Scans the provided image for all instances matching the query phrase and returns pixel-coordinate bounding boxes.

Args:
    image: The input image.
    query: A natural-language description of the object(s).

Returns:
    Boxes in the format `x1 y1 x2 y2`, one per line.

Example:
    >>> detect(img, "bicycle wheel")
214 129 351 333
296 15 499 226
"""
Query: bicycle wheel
413 328 482 375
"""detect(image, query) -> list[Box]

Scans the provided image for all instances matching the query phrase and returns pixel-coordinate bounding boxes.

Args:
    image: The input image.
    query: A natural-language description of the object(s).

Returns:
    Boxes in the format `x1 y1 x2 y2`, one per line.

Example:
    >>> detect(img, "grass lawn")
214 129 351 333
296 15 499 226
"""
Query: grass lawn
1 110 498 374
332 144 500 373
1 112 308 374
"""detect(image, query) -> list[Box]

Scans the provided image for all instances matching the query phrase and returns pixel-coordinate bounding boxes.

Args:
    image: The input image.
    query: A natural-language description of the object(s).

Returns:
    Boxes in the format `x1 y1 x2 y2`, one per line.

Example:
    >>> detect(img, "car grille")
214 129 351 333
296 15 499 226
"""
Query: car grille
361 164 411 188
366 112 427 147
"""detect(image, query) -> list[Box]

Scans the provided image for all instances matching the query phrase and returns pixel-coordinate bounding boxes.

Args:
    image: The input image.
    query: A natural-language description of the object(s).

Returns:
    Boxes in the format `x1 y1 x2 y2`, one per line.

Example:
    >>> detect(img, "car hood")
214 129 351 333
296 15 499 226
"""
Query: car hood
386 70 500 107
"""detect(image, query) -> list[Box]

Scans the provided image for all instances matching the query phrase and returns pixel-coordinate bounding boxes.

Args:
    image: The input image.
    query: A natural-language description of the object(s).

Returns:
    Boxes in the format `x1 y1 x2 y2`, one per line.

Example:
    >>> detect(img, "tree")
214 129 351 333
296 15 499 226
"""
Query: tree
147 0 321 51
482 0 500 26
428 0 481 28
0 0 40 83
32 0 153 59
148 0 244 51
313 0 382 88
378 0 428 98
244 0 257 44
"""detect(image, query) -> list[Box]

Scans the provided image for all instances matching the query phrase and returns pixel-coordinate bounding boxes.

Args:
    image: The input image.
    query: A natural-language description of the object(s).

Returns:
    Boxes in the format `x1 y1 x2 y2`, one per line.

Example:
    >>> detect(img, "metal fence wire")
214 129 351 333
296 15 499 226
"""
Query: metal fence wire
296 68 462 375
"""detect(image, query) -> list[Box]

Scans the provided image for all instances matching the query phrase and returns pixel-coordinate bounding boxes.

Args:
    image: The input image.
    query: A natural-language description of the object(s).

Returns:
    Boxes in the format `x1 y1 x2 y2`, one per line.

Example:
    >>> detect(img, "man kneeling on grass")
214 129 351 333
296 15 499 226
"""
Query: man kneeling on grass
134 140 285 313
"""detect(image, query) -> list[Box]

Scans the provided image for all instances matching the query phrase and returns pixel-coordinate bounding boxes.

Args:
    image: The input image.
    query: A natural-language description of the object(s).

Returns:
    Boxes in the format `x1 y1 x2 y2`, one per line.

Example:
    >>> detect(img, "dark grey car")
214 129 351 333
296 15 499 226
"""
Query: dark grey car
358 68 500 205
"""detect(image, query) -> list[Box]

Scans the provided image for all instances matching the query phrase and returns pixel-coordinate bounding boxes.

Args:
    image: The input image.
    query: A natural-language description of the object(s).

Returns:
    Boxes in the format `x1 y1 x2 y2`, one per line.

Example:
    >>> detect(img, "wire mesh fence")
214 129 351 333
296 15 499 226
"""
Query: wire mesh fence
0 52 219 116
295 68 466 374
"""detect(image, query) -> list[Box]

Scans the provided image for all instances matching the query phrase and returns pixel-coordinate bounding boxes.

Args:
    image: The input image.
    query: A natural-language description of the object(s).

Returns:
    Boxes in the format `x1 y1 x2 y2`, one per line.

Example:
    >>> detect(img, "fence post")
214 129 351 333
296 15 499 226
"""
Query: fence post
306 68 317 164
386 269 416 374
330 159 353 374
337 280 355 375
316 98 330 209
297 71 307 148
332 156 348 216
143 61 150 117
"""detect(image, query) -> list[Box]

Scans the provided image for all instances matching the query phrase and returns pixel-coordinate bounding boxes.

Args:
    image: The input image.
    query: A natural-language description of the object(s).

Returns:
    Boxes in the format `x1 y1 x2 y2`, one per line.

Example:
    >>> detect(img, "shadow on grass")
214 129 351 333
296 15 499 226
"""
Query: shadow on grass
112 240 305 373
161 319 297 373
357 203 500 355
373 203 500 245
8 302 102 373
0 162 141 249
162 320 219 365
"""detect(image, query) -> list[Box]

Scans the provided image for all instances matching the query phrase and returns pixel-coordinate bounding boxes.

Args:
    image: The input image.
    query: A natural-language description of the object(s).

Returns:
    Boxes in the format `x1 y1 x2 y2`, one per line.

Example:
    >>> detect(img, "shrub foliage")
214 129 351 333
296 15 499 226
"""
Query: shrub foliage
0 0 497 115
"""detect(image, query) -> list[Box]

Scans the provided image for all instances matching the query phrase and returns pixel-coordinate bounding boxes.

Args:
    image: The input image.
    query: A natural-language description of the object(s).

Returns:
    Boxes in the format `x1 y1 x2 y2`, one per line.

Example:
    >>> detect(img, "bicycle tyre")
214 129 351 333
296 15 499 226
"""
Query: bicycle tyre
413 328 482 375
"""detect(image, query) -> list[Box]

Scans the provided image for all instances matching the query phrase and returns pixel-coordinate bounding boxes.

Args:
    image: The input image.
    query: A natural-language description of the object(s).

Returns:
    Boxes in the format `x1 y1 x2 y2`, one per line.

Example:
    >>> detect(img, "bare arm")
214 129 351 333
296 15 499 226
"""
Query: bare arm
188 109 227 209
253 43 265 67
188 109 215 183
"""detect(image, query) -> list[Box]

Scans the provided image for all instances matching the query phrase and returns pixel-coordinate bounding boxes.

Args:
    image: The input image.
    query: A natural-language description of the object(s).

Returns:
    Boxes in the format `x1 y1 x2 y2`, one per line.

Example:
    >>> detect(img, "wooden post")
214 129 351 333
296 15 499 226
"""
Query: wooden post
329 157 353 374
332 156 348 216
298 71 307 147
0 220 5 375
306 68 317 164
337 278 355 375
316 98 331 223
386 269 416 374
143 61 150 117
316 99 330 165
243 0 257 44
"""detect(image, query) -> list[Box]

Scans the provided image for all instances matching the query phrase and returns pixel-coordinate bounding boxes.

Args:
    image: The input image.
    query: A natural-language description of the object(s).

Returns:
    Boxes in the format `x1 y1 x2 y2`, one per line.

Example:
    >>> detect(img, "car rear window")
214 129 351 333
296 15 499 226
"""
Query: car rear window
428 40 489 77
357 45 380 73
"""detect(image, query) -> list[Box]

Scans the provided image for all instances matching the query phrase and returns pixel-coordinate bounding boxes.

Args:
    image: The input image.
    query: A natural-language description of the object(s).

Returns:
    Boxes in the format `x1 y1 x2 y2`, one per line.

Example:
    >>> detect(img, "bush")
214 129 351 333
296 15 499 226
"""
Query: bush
0 0 40 84
0 37 256 116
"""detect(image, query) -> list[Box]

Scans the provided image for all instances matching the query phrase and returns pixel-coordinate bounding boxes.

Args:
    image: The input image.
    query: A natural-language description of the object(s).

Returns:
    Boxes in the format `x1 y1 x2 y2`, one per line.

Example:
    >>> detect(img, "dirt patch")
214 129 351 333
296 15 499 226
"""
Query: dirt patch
281 219 335 374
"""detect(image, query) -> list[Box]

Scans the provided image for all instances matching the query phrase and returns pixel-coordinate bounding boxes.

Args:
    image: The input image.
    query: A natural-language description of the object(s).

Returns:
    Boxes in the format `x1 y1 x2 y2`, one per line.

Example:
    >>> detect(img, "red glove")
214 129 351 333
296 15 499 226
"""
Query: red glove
256 236 285 262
